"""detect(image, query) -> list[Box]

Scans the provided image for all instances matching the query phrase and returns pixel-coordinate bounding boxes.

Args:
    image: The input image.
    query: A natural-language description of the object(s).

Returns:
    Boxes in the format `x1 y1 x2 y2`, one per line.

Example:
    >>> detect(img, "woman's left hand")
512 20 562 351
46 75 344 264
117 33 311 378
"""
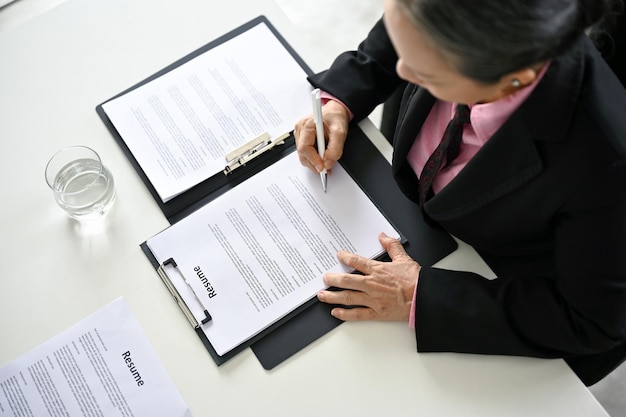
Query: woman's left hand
317 232 421 321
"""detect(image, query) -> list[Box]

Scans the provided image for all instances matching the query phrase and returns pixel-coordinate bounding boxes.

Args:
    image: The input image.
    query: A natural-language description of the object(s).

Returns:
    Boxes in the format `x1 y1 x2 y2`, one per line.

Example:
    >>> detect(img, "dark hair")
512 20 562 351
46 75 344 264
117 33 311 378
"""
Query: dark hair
396 0 624 83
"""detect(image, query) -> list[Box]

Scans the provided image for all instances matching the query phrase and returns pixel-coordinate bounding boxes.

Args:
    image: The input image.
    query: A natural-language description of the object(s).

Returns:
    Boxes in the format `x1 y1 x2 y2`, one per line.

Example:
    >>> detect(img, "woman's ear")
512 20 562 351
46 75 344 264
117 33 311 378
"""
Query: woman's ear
502 65 541 92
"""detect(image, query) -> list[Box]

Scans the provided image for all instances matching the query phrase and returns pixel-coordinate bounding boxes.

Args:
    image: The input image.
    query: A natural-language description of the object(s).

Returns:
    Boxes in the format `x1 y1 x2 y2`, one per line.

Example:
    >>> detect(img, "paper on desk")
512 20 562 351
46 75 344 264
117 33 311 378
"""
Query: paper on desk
0 298 193 417
102 21 311 202
146 153 400 356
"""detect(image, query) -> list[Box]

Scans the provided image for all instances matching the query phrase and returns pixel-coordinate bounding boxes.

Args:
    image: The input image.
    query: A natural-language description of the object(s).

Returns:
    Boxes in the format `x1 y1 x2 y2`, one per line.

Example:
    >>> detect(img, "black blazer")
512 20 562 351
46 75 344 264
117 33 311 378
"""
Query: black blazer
309 19 626 385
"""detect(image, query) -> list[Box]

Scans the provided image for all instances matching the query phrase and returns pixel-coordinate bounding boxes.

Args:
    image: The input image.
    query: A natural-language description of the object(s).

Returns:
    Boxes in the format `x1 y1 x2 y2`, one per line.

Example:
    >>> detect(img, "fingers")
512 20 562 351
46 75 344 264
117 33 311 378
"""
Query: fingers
317 288 378 321
379 232 411 262
293 99 349 173
317 233 420 322
336 250 374 275
318 271 377 320
323 269 370 292
295 116 324 173
323 117 346 170
317 287 368 307
331 306 377 321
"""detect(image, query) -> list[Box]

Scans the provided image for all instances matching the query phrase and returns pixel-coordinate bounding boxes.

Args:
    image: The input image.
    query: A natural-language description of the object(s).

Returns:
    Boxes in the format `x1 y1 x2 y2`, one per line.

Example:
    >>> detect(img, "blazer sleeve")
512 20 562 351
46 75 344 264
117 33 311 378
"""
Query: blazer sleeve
307 18 404 121
415 162 626 360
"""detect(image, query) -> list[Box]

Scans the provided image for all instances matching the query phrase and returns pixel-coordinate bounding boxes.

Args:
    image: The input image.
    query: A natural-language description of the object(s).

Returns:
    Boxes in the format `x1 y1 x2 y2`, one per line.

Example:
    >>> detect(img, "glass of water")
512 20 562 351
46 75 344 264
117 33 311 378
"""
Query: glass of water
45 146 116 220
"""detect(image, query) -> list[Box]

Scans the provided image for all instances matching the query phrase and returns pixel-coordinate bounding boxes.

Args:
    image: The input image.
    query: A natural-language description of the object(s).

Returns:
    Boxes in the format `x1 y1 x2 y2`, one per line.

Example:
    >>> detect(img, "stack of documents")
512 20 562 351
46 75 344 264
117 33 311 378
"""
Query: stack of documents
0 298 193 417
97 16 409 366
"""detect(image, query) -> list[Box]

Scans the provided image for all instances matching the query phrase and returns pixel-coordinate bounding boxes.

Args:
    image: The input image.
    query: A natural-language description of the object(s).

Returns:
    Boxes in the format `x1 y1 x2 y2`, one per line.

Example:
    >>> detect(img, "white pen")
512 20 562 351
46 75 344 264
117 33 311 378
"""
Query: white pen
311 88 327 192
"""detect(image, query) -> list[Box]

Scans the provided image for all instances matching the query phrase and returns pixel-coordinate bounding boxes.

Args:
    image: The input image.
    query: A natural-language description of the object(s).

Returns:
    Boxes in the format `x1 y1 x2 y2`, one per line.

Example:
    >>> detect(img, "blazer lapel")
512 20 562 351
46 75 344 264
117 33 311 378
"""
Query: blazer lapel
425 115 543 221
391 85 436 201
392 35 586 221
426 41 584 221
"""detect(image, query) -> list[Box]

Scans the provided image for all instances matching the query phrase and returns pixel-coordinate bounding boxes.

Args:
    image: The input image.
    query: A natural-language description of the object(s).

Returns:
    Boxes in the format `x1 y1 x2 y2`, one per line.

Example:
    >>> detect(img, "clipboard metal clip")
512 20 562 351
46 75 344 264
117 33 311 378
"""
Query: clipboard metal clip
223 131 290 175
157 257 212 329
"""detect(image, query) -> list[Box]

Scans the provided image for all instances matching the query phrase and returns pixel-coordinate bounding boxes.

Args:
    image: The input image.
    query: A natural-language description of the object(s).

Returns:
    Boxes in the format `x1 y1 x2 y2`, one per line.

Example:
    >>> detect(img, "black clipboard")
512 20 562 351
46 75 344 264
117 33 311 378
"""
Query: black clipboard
96 15 457 369
96 15 310 223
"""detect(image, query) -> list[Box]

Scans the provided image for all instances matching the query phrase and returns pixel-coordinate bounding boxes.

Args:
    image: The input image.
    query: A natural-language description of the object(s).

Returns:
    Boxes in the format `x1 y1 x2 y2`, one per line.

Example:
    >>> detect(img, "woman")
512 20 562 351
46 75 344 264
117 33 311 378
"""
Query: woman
294 0 626 386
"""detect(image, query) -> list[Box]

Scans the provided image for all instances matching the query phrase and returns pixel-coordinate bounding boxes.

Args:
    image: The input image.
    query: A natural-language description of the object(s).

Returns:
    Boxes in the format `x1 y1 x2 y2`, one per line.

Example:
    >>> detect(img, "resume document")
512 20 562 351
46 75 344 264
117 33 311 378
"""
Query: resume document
146 153 400 356
0 298 192 417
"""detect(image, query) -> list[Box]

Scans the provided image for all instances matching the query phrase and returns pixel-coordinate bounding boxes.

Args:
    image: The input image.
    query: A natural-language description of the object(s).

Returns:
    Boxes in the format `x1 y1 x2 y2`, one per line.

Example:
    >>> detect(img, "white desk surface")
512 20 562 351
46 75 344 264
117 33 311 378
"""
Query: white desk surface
0 0 609 415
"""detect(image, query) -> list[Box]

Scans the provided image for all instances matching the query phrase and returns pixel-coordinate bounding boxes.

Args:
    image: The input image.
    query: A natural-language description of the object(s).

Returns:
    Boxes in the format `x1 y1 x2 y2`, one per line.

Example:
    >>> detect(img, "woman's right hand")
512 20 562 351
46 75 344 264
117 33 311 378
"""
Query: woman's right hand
293 99 350 175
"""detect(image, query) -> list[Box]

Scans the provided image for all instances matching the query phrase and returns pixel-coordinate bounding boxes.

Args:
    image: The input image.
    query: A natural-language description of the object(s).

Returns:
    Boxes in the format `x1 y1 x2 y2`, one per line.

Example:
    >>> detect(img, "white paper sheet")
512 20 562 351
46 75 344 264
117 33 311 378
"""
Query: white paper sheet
146 152 400 356
0 298 192 417
102 22 312 202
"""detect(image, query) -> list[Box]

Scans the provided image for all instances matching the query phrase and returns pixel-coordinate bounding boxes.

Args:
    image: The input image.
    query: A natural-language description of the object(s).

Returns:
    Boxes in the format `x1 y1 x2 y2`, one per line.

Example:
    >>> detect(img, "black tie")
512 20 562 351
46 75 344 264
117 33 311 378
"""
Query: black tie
418 104 471 206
